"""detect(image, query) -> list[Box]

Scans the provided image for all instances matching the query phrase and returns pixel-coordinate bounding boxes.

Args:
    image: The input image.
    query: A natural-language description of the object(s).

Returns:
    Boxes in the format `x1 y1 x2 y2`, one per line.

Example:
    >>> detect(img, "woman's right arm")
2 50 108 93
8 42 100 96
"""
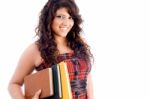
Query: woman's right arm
8 43 39 99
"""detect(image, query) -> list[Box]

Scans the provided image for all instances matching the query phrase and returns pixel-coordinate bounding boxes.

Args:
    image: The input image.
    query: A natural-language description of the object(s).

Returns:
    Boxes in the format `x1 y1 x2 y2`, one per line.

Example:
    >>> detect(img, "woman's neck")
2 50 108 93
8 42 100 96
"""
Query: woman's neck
55 36 67 46
54 37 73 54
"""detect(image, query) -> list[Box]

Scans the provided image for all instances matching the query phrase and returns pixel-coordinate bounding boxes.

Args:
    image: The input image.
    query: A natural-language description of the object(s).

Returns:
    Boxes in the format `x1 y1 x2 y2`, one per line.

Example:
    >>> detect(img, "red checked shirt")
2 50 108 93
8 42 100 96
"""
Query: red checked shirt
35 52 91 99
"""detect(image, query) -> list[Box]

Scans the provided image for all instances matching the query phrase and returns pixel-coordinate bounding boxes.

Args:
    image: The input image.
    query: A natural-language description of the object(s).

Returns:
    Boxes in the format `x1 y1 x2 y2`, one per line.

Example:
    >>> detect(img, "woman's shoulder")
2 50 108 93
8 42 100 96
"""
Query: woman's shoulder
24 42 39 54
21 42 42 66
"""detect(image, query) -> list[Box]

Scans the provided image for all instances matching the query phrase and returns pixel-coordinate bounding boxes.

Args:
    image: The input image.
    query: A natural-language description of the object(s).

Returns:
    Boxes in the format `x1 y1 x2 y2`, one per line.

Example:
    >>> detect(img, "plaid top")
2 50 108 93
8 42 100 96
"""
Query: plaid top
35 52 91 99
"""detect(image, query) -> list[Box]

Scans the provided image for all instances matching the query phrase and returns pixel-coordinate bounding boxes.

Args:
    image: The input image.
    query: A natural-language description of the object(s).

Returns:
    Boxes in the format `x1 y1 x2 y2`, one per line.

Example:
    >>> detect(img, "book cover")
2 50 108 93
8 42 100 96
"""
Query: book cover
24 61 72 99
49 64 62 99
24 68 54 99
59 61 72 99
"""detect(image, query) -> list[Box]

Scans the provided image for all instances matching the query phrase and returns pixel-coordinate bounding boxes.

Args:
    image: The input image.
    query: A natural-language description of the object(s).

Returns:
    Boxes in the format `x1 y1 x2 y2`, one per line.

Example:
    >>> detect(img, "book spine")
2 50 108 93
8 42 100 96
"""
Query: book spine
51 65 62 99
57 65 62 98
49 68 54 97
59 62 72 99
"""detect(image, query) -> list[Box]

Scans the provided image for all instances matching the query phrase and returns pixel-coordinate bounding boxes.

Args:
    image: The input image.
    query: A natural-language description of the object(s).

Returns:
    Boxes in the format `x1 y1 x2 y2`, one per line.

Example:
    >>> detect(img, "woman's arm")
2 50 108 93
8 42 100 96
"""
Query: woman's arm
8 43 39 99
8 84 25 99
87 73 94 99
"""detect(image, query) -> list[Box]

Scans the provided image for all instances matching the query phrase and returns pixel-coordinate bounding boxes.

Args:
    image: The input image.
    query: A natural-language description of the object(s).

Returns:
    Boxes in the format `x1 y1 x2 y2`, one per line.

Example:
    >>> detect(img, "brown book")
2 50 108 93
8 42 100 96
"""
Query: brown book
24 68 54 99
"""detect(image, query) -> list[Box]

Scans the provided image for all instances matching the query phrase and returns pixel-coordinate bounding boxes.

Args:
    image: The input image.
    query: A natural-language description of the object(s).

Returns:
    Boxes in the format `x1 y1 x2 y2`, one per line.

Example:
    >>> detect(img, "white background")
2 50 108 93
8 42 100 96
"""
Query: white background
0 0 150 99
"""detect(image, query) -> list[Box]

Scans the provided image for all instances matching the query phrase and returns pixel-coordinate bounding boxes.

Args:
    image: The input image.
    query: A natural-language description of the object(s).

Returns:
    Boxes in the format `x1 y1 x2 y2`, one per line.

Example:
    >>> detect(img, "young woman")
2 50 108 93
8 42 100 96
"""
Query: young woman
8 0 94 99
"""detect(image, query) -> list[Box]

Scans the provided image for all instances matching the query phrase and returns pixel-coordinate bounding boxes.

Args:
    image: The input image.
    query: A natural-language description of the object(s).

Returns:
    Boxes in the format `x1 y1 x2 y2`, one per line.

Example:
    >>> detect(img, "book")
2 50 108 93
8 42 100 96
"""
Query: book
24 61 72 99
45 62 72 99
59 62 72 99
24 68 54 99
50 64 62 99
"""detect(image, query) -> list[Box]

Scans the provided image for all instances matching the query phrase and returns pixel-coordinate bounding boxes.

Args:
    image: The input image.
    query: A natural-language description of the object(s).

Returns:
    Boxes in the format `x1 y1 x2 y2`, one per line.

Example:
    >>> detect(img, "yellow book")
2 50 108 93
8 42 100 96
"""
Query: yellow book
59 61 72 99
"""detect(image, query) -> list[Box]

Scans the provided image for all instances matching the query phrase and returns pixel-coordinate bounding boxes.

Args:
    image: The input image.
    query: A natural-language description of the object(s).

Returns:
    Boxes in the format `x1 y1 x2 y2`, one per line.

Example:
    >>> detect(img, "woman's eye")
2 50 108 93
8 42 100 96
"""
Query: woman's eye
56 15 64 19
55 15 73 20
68 16 73 20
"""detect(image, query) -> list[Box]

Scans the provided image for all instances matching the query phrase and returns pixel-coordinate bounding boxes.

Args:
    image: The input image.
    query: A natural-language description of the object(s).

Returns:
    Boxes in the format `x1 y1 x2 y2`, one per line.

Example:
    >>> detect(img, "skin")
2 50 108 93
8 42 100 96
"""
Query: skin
8 7 94 99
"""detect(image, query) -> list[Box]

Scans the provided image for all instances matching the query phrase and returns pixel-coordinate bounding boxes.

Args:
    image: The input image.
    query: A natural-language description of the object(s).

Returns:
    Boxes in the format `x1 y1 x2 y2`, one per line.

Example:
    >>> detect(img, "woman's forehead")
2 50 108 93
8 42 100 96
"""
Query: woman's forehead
55 7 70 15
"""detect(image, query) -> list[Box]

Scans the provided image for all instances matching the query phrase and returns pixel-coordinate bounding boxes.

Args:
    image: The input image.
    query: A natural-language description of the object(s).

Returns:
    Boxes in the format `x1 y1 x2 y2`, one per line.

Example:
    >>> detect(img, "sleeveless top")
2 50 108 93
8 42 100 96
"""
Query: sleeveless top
35 52 91 99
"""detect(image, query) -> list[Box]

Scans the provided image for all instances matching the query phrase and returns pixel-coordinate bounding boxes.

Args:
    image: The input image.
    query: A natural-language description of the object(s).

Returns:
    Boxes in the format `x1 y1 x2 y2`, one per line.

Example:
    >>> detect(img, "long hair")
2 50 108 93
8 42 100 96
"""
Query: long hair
36 0 93 66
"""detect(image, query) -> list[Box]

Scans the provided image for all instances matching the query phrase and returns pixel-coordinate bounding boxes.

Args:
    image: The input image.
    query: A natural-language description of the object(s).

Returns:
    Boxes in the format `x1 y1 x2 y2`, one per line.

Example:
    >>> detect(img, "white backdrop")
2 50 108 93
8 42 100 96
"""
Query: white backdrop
0 0 150 99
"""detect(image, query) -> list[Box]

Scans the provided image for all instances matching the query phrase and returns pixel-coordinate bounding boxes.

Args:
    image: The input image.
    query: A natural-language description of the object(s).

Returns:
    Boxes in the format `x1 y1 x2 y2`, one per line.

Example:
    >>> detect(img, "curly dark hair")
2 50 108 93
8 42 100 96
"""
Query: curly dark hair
35 0 93 66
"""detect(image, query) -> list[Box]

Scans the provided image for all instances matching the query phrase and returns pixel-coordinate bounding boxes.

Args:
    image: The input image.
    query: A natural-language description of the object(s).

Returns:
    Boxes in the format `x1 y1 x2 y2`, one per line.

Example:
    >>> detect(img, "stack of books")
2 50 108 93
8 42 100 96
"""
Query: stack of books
24 61 72 99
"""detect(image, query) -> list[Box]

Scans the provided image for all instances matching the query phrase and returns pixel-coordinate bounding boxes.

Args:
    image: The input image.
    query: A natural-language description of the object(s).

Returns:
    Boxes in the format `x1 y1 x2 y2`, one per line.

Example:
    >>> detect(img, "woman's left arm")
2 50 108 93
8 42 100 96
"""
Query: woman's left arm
87 73 94 99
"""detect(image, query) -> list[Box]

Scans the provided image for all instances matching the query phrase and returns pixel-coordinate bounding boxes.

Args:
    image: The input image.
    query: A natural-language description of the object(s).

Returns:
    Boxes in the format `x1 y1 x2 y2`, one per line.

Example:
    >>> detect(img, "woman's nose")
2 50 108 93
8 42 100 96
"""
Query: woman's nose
62 19 69 25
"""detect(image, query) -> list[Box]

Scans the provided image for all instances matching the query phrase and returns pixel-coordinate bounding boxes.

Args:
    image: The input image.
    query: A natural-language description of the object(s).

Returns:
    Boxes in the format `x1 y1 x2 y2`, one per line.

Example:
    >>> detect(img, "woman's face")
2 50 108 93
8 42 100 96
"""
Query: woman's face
51 7 74 38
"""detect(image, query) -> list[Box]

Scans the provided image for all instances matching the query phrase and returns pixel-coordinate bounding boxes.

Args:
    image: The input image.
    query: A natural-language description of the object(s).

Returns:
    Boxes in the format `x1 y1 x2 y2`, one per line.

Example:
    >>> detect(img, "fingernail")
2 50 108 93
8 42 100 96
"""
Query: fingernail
38 89 41 93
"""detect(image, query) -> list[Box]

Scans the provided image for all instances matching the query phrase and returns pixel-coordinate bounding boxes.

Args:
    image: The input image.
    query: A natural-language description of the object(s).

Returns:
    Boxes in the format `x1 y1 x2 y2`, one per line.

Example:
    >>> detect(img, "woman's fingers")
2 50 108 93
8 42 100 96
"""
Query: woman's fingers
32 89 41 99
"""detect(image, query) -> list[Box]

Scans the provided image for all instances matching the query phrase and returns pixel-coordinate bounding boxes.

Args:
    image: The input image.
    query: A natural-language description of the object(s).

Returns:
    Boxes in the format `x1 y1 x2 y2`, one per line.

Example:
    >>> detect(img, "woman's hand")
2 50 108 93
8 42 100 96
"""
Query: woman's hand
32 89 41 99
